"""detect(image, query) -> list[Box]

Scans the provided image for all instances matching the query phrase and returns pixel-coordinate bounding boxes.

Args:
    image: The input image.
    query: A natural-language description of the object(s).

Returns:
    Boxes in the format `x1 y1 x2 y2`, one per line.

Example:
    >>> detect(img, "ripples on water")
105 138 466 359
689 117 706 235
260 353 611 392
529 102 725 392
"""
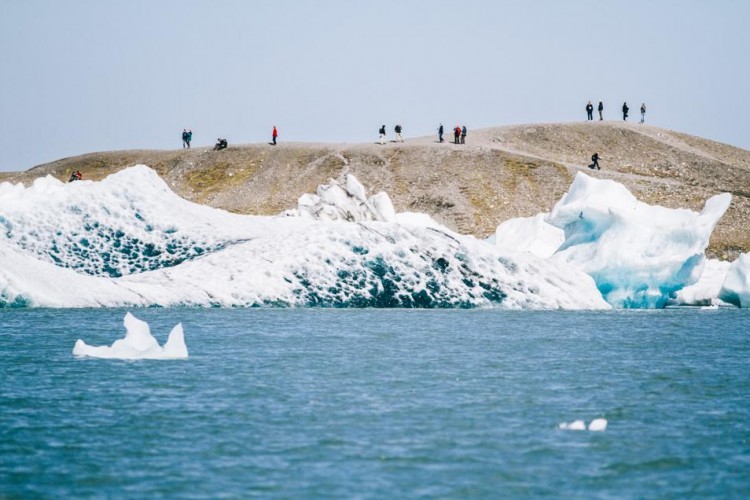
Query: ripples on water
1 308 749 497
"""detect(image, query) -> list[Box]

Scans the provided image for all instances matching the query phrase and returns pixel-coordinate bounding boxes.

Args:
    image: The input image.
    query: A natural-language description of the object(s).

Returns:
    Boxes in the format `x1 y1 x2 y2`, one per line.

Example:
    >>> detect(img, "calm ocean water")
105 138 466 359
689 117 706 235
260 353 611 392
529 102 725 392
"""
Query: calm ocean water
1 308 749 498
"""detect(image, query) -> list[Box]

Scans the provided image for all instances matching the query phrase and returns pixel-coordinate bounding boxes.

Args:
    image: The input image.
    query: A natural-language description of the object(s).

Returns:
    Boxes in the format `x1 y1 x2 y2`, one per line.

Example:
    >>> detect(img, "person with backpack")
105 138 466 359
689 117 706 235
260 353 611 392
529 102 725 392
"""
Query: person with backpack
182 129 188 148
588 153 600 170
622 102 629 121
461 125 467 144
454 125 461 144
598 101 604 120
378 125 386 144
186 129 192 148
394 124 403 142
272 126 278 145
640 103 647 123
438 123 444 143
586 101 594 121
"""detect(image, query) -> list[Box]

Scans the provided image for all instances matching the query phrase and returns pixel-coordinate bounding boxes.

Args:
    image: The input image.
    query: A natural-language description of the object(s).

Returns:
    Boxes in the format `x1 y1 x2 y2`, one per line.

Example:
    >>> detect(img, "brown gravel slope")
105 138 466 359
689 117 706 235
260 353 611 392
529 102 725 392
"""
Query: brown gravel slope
4 122 749 259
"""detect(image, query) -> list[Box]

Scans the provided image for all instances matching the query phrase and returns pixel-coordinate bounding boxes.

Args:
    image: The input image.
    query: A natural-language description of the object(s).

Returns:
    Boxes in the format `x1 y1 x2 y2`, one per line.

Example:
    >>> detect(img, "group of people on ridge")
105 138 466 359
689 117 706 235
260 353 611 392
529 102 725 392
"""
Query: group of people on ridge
68 170 83 182
183 126 279 151
586 101 647 123
376 123 468 145
437 124 467 144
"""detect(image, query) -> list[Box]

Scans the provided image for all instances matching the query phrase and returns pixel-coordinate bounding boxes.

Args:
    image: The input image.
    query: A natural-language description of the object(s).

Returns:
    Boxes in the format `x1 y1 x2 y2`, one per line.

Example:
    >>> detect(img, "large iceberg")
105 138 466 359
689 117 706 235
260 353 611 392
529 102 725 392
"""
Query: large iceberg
0 166 607 309
493 172 732 308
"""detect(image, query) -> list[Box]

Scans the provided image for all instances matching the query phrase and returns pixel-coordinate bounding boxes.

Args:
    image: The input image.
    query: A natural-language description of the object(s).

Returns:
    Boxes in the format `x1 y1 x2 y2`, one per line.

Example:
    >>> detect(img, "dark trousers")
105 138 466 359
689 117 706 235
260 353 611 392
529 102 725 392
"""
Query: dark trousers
587 111 593 121
599 110 603 120
273 136 277 145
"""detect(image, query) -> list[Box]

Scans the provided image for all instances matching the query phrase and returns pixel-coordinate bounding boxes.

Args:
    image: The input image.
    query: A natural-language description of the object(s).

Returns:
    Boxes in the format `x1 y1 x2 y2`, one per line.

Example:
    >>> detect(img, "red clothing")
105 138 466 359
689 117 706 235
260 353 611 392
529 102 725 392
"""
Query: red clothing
272 127 278 138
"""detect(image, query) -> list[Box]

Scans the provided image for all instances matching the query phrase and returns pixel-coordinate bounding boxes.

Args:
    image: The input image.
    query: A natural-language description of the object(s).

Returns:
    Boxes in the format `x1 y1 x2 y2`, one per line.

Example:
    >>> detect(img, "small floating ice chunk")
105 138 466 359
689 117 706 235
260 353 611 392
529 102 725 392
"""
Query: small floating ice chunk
73 312 188 360
558 420 586 431
588 418 608 431
558 418 607 431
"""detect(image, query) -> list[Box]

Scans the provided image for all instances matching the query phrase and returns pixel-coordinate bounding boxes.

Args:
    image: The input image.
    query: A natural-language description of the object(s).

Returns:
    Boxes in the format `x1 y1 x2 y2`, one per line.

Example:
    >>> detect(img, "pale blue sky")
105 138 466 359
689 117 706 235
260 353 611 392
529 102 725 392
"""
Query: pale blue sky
1 0 748 171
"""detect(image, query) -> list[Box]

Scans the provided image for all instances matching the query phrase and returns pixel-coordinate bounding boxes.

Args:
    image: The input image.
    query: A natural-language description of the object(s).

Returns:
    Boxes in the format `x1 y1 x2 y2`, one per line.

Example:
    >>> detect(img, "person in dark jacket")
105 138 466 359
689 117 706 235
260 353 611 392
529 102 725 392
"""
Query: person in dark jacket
598 101 604 120
378 125 386 144
186 129 192 148
622 102 629 121
640 103 646 123
586 101 594 121
588 153 600 170
394 124 403 142
438 124 444 143
182 129 188 148
461 125 467 144
213 138 228 150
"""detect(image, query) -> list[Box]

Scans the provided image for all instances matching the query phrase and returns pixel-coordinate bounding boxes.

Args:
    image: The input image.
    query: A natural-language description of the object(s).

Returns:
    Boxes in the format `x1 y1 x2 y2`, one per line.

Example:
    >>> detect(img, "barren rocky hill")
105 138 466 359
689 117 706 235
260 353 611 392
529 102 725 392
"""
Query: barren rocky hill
3 122 749 259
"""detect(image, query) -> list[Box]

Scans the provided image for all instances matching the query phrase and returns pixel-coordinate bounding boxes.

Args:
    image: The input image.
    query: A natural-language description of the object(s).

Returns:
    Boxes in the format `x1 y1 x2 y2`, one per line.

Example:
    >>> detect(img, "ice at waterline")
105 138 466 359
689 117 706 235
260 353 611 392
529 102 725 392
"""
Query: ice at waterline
1 165 746 309
73 312 188 360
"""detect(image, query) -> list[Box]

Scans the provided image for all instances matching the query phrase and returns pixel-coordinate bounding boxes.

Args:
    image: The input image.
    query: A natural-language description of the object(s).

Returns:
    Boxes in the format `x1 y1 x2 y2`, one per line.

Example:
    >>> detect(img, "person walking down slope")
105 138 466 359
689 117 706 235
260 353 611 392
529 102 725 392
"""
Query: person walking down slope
394 124 403 142
186 129 192 148
454 125 461 144
461 125 467 144
640 103 646 123
588 152 600 170
438 123 444 143
586 101 594 121
182 129 188 148
598 101 604 120
378 125 386 144
622 102 629 121
272 126 278 145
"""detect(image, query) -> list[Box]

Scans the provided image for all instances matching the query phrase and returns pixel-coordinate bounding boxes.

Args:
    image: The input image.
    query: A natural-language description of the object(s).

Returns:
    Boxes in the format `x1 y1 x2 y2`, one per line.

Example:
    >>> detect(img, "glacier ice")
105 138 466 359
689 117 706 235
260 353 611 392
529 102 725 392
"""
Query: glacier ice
492 213 564 258
0 166 608 309
491 172 733 308
547 173 731 308
73 312 188 360
671 258 731 307
719 253 750 308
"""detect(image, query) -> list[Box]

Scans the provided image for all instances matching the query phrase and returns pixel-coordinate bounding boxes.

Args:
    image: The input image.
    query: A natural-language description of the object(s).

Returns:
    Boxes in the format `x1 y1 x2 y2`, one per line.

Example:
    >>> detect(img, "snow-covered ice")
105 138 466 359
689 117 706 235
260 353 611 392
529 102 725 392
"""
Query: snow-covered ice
73 312 188 360
0 166 607 309
491 213 564 258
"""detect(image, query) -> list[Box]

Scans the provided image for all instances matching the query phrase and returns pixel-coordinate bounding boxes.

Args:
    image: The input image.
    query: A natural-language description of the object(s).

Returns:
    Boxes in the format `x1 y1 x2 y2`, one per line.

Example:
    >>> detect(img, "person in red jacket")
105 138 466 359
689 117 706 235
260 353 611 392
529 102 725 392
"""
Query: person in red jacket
272 126 278 145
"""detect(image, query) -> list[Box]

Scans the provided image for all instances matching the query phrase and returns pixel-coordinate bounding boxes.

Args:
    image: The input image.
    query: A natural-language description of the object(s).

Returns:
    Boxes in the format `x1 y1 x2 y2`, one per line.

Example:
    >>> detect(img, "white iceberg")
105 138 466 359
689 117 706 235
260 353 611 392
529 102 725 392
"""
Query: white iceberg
73 312 188 359
491 172 733 308
719 253 750 308
547 173 731 308
0 166 608 309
